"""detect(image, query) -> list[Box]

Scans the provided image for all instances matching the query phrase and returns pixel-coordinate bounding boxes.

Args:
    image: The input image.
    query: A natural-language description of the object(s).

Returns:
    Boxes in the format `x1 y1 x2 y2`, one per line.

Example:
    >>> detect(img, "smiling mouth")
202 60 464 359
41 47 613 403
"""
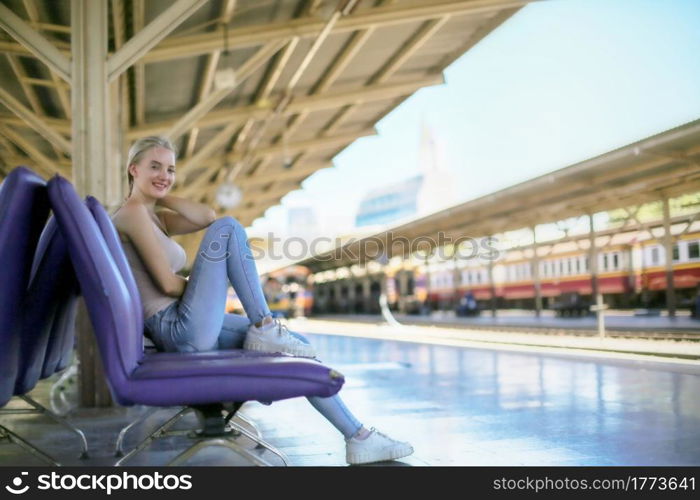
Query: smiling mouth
153 183 168 190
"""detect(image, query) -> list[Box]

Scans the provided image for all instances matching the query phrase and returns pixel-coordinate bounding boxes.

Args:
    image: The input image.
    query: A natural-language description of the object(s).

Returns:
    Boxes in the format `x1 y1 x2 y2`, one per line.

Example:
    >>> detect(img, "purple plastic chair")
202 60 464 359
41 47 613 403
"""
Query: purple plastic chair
0 166 52 461
0 166 49 404
48 175 344 466
11 215 87 462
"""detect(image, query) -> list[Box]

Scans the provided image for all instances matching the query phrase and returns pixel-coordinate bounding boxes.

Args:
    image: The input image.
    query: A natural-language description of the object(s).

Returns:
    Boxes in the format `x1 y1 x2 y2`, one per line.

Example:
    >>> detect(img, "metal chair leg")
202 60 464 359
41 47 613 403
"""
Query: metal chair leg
226 419 289 466
114 407 169 457
230 412 263 439
114 408 192 466
50 363 78 416
167 436 274 467
0 424 60 466
19 395 88 459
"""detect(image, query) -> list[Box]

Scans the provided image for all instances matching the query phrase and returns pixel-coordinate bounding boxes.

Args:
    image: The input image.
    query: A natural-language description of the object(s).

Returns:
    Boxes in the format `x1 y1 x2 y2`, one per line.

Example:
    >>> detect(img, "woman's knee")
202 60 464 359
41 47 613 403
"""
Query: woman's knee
209 215 243 232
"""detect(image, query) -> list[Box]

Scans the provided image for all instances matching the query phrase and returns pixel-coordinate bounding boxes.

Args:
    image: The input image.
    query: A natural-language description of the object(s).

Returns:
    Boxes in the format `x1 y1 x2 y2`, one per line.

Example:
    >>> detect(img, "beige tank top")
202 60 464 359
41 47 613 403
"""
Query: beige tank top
117 216 187 320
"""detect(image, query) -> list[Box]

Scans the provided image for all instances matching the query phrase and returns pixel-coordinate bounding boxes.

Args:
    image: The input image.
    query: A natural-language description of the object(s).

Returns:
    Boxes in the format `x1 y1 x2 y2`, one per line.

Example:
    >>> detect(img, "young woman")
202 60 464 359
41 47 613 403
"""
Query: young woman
111 136 413 465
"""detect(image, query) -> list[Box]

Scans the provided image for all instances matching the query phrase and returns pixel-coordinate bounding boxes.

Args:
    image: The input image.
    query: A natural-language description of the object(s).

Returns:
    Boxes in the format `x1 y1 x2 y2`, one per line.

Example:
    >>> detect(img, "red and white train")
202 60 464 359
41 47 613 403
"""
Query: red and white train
416 232 700 311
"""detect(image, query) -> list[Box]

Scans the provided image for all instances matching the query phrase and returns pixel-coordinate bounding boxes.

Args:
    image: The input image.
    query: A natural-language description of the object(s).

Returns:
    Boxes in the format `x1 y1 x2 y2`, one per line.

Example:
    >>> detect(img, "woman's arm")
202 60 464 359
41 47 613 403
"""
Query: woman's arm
118 203 186 297
157 194 217 235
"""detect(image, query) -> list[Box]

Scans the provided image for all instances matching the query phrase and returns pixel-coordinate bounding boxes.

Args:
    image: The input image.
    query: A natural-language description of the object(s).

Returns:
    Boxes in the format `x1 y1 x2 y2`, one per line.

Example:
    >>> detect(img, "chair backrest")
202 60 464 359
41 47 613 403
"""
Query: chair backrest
47 175 143 401
0 166 50 405
85 196 145 348
15 216 79 394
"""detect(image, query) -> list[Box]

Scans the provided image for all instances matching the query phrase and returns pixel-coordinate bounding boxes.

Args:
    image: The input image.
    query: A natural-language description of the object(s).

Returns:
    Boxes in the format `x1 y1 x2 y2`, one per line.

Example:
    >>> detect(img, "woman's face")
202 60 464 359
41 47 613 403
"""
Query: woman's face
129 146 176 199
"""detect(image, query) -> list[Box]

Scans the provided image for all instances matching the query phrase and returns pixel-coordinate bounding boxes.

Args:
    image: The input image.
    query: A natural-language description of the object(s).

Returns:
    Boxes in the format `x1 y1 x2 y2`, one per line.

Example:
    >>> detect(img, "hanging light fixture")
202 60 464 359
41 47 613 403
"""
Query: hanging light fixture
214 19 236 90
216 180 242 209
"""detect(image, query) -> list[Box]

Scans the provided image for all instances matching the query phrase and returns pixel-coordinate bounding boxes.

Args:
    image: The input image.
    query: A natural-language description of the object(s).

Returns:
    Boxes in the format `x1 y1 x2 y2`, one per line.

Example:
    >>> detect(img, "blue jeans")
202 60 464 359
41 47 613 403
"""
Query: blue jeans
144 217 362 439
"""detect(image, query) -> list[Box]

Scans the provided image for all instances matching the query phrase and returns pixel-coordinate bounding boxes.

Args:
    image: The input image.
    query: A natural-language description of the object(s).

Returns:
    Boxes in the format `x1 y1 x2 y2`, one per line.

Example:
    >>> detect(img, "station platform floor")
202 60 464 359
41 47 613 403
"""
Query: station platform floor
1 319 699 467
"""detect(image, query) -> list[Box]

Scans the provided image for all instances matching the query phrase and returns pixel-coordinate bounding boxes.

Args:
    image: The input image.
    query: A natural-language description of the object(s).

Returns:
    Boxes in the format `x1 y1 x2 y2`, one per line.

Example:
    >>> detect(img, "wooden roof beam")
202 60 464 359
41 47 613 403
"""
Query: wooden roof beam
237 161 332 188
328 15 449 134
0 3 71 83
165 39 286 142
175 128 373 197
145 0 537 63
107 0 208 82
0 86 71 154
5 55 53 151
128 75 443 139
178 122 239 175
0 113 70 134
224 127 375 165
184 0 238 157
22 0 72 120
0 123 67 179
132 0 146 126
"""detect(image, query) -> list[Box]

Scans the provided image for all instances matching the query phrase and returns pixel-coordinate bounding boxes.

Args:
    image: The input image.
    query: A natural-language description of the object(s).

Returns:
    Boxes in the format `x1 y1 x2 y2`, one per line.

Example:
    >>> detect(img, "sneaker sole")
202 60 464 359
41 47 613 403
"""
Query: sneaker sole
346 444 414 465
244 340 316 358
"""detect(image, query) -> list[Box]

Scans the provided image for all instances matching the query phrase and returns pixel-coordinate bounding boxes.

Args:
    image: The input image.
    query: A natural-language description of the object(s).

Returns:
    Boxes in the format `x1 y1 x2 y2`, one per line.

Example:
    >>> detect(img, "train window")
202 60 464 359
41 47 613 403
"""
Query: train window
673 244 679 261
602 254 608 271
689 241 700 260
613 253 619 270
651 247 660 265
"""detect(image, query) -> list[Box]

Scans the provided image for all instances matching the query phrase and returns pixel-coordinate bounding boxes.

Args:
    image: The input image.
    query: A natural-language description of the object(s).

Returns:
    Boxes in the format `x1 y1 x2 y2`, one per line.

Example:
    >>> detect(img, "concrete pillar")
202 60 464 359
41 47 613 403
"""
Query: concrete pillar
662 197 677 317
334 280 343 313
347 278 356 313
362 278 371 313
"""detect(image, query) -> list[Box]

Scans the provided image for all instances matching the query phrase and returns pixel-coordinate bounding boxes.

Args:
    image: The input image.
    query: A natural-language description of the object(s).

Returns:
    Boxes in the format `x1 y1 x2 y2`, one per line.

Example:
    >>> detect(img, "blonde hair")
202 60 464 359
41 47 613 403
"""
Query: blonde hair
126 136 177 197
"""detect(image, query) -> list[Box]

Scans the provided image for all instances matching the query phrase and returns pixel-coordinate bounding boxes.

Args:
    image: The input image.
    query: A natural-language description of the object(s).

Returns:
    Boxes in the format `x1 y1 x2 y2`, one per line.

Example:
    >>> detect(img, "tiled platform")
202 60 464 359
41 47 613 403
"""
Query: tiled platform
1 325 699 466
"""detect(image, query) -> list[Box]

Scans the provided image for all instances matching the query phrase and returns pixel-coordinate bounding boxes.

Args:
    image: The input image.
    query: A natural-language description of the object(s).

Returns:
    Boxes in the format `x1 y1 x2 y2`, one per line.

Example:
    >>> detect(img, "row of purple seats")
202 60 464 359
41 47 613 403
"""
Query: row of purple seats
47 174 345 466
0 166 87 465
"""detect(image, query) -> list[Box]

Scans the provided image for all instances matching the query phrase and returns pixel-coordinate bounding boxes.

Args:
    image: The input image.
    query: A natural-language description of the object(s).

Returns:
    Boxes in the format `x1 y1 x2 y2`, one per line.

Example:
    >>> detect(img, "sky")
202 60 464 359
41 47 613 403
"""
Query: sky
248 0 700 239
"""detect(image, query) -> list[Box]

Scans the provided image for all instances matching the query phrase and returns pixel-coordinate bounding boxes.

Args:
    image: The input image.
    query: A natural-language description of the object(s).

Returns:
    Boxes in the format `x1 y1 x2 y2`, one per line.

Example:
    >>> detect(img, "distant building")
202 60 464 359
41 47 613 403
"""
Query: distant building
354 122 456 228
287 205 318 237
355 175 423 227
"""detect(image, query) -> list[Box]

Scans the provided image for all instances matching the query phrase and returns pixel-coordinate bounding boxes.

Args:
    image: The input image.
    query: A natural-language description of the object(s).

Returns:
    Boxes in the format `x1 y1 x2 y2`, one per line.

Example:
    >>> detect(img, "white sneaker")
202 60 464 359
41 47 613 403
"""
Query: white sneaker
346 428 414 465
244 319 316 358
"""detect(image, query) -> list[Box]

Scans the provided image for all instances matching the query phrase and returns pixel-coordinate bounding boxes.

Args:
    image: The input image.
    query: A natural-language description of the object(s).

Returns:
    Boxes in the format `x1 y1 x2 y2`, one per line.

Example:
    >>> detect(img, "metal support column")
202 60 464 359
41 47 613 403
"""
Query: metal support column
588 214 599 304
487 236 497 318
452 246 461 309
662 197 677 318
531 226 542 318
